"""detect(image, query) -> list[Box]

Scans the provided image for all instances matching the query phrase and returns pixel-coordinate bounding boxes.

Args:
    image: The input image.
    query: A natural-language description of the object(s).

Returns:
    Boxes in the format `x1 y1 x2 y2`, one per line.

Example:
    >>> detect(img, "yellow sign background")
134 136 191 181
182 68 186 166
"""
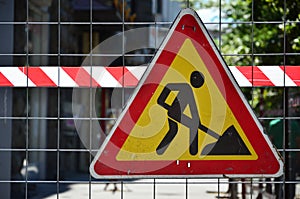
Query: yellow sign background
117 39 257 161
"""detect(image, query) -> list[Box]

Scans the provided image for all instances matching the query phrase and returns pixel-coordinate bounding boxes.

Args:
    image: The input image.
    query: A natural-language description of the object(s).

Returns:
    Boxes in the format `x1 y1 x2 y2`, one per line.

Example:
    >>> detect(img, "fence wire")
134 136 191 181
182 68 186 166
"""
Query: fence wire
0 0 300 199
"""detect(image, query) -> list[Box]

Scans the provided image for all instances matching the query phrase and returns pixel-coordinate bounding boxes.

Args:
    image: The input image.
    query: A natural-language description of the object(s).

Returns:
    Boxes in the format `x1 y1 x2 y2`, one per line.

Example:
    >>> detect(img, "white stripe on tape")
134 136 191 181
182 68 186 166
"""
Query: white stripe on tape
59 68 78 87
258 66 297 87
127 66 147 80
40 67 59 86
229 66 252 87
92 67 122 87
0 67 35 87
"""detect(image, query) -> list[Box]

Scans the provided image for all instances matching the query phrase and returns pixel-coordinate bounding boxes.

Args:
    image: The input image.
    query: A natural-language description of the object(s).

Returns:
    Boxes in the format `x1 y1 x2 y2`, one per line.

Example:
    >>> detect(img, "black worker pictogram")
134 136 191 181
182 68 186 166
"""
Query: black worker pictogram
156 71 251 156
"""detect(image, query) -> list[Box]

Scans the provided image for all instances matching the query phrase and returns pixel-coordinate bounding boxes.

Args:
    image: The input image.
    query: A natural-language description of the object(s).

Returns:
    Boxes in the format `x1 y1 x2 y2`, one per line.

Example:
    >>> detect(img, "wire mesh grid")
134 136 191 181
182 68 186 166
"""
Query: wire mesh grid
0 0 300 198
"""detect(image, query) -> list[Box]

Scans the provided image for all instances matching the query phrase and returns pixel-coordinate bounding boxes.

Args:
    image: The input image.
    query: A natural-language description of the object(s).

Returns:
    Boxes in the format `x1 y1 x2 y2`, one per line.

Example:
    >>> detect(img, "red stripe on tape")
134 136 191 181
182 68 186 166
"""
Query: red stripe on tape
19 67 56 87
280 66 300 86
0 72 13 86
236 66 274 86
105 67 139 87
62 67 99 87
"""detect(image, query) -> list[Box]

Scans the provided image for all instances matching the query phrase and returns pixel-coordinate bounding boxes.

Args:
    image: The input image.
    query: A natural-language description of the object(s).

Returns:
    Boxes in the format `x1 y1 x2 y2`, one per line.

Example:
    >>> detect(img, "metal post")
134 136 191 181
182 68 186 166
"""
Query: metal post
284 87 290 199
0 0 14 198
0 88 12 199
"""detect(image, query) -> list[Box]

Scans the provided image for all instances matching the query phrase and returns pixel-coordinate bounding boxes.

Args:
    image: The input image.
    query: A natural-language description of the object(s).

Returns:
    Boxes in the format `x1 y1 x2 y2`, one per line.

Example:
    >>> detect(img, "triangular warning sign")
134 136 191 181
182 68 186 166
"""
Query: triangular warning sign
90 8 283 178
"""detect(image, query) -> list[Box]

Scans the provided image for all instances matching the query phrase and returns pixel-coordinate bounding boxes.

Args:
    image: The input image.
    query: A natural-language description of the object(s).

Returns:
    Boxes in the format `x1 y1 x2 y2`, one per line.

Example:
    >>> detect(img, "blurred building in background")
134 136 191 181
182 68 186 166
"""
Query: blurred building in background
1 0 299 198
0 0 184 197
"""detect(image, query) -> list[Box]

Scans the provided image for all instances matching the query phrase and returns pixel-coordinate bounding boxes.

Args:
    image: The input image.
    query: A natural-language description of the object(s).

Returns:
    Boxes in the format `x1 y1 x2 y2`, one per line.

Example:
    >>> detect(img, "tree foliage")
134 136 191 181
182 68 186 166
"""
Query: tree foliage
188 0 300 66
220 0 300 66
191 0 300 115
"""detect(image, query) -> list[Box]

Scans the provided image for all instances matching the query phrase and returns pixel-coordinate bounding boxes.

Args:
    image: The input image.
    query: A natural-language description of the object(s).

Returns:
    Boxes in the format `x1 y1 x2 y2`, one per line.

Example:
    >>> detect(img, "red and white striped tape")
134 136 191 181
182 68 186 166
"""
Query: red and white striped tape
0 66 299 87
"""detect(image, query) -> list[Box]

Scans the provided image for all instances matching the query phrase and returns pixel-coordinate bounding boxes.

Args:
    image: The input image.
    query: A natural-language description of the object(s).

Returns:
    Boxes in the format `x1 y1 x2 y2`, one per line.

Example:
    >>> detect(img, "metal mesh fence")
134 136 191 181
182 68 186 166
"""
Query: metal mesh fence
0 0 300 198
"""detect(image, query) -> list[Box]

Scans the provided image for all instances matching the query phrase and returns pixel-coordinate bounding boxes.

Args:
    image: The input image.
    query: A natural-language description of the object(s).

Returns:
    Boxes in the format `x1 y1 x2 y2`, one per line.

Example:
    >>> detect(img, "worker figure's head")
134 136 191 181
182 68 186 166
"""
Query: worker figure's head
190 71 204 88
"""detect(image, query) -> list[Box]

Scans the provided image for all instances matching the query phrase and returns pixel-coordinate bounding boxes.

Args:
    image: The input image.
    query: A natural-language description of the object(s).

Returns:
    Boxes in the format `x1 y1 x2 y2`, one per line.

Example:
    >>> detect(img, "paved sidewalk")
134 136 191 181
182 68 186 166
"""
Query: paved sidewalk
32 179 229 199
30 177 300 199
